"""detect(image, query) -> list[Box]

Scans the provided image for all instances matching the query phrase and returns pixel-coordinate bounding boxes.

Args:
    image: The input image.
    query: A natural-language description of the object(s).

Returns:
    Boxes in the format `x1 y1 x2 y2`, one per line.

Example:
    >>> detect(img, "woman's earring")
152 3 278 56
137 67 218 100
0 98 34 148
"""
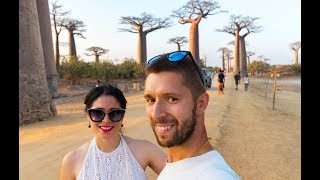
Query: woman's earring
121 124 123 127
88 124 91 128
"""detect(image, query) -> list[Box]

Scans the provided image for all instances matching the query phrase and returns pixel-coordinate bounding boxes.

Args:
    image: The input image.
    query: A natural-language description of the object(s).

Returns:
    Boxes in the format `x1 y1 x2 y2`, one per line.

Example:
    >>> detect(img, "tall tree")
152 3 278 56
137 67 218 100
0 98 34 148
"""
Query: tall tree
246 51 255 66
85 46 109 63
258 55 264 62
37 0 59 98
172 0 226 62
289 41 301 65
20 0 55 125
119 12 172 64
49 0 70 74
225 48 233 72
167 36 188 51
217 15 262 76
62 18 86 61
217 47 227 70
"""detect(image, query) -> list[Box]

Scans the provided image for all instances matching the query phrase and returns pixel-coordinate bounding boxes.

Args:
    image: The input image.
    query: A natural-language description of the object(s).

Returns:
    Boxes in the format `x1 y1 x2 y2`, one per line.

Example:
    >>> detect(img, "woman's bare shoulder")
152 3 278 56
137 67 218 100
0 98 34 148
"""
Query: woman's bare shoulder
62 140 91 164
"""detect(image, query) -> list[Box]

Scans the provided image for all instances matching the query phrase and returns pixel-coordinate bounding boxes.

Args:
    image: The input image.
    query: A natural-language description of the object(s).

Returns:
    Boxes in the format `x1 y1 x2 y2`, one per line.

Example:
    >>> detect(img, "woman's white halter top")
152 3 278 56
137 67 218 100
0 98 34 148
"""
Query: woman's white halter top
77 135 147 180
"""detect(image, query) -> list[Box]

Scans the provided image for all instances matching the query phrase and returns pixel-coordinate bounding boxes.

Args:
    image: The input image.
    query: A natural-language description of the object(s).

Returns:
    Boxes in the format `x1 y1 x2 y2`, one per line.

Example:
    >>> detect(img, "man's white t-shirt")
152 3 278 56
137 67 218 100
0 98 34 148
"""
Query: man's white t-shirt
158 150 240 180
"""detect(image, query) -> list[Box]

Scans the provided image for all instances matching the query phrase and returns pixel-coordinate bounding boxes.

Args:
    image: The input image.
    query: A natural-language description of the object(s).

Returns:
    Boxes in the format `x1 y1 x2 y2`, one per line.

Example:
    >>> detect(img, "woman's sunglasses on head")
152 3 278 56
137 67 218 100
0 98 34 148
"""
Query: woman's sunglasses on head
147 50 205 85
87 108 126 122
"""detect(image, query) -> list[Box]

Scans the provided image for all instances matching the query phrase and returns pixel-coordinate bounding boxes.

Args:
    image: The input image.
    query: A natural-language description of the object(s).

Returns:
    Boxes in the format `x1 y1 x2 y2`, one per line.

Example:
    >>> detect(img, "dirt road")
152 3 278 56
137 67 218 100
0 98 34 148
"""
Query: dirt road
19 73 301 180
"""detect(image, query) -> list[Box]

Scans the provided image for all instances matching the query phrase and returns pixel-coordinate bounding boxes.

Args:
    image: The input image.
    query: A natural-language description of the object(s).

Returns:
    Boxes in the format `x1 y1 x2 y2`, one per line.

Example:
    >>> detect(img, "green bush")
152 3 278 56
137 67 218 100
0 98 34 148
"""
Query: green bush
59 57 146 85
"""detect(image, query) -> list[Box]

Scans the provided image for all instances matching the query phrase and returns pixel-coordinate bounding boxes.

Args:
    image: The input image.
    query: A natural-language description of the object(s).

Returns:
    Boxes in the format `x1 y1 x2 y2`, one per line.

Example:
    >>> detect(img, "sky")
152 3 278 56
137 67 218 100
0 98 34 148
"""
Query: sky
52 0 301 67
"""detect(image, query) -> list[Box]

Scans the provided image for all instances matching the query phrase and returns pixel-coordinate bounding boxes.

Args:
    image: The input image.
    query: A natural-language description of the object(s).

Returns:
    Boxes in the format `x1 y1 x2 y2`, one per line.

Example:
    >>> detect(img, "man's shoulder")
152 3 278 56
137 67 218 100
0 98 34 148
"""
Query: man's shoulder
199 167 240 179
198 151 240 179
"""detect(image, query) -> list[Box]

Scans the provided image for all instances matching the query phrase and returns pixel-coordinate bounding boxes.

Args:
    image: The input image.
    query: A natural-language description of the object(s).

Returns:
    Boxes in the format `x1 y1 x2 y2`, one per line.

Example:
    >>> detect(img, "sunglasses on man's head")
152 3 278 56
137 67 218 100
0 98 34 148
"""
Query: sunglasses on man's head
147 50 205 85
87 108 126 122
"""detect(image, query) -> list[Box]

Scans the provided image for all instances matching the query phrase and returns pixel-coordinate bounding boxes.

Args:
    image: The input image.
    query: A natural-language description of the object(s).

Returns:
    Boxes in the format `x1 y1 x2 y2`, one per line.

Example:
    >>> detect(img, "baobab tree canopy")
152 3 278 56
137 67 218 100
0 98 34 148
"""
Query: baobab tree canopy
218 15 262 36
171 0 226 62
172 0 225 23
217 14 262 76
62 18 86 59
118 12 171 33
290 41 301 65
118 12 172 64
290 41 301 51
168 36 188 44
167 36 188 51
85 46 109 56
85 46 109 62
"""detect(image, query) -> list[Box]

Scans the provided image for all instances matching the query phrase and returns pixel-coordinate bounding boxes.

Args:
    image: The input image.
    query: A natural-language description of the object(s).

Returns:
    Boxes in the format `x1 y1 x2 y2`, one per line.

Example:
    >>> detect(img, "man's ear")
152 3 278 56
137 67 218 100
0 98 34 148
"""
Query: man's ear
197 92 209 113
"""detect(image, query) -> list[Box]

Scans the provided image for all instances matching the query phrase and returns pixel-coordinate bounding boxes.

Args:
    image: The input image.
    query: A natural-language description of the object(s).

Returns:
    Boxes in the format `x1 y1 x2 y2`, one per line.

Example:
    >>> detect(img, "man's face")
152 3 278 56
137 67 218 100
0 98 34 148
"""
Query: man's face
144 71 196 148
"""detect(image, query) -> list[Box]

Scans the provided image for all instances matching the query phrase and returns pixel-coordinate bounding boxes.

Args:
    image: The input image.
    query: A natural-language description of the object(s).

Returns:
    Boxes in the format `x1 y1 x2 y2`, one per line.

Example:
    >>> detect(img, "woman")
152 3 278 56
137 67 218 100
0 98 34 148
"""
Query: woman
60 84 167 180
217 69 225 95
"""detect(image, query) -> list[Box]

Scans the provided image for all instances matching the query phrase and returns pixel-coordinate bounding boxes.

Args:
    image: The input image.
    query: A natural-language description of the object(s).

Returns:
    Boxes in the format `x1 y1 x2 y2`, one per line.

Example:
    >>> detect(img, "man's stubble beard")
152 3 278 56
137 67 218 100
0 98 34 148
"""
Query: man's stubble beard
151 106 197 148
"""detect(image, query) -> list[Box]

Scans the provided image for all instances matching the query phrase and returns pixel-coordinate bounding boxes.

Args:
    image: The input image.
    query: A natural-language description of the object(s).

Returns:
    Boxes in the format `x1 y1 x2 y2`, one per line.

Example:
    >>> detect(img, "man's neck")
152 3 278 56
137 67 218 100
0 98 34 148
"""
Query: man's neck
166 134 213 163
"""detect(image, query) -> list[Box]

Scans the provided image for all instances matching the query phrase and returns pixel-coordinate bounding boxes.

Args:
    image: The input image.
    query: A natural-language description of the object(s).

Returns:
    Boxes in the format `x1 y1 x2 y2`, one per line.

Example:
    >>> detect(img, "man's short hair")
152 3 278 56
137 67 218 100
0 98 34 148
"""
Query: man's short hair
145 54 206 100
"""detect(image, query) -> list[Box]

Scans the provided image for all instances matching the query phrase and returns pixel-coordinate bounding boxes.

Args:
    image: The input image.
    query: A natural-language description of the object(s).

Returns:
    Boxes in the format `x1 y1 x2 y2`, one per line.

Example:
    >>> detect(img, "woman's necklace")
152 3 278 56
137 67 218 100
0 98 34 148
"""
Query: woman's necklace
190 137 212 157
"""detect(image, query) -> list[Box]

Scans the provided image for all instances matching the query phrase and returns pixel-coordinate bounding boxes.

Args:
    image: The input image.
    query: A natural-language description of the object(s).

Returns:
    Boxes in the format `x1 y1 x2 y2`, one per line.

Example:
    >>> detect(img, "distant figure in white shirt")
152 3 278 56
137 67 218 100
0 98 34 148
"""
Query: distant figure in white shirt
244 74 249 91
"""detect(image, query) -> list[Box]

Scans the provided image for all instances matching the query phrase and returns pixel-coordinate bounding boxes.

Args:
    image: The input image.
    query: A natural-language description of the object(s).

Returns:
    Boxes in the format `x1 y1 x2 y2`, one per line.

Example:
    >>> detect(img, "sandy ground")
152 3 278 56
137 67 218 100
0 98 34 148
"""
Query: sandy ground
19 73 301 180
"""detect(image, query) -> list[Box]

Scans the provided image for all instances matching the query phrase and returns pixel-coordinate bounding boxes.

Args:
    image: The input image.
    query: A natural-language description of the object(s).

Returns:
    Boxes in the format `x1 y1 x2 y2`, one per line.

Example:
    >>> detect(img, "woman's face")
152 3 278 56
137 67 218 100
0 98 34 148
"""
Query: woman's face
87 95 124 139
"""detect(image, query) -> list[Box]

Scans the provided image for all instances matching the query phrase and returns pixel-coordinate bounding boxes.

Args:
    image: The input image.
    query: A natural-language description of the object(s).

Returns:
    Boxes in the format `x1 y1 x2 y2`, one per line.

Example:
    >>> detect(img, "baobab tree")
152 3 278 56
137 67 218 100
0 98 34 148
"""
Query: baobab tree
263 57 270 64
37 0 59 98
217 15 262 77
85 46 109 63
167 36 188 51
257 55 264 62
217 47 228 70
172 0 226 62
20 0 56 125
62 18 86 61
119 12 172 64
246 51 255 66
225 49 233 72
49 0 70 73
290 41 301 65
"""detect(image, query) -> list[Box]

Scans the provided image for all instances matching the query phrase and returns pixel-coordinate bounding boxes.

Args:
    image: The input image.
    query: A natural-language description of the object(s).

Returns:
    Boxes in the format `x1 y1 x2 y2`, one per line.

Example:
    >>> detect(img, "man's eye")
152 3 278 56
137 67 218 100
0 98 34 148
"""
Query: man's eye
168 97 178 102
146 98 155 103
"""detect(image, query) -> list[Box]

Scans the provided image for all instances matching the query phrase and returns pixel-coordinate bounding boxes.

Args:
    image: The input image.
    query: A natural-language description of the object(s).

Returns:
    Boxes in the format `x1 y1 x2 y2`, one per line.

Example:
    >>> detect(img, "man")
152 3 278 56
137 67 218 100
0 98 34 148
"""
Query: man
234 72 240 90
143 50 240 179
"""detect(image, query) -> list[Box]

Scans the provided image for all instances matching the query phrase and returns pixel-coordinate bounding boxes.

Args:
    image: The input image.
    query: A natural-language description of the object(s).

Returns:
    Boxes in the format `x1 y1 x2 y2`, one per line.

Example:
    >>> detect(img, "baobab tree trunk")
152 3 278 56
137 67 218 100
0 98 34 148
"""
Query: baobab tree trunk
36 0 59 98
95 55 99 63
189 22 200 62
19 0 55 125
222 50 225 70
294 50 299 65
239 36 247 77
233 24 240 75
177 44 181 51
68 30 77 61
137 31 147 64
226 56 230 72
55 32 60 73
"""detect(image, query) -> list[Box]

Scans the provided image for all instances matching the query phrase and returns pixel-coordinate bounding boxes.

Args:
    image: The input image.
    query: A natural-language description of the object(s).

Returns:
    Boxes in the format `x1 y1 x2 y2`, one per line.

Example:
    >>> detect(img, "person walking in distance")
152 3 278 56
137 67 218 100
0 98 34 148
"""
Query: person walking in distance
211 70 215 81
234 72 240 90
143 50 240 179
59 84 167 180
244 74 249 91
95 79 101 87
217 69 225 95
